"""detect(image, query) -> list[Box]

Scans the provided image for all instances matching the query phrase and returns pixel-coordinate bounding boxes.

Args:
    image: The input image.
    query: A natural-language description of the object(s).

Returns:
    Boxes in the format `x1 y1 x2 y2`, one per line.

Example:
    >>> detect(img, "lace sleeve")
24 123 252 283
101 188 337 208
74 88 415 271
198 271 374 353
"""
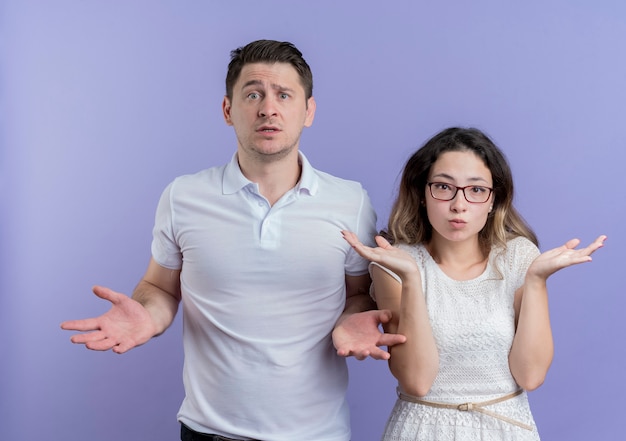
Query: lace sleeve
507 237 541 290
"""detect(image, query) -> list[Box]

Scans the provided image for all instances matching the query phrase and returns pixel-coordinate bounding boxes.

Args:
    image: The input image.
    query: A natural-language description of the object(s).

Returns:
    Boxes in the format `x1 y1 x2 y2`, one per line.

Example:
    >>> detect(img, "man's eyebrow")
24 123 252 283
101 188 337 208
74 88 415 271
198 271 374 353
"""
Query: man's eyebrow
241 79 262 89
240 80 294 92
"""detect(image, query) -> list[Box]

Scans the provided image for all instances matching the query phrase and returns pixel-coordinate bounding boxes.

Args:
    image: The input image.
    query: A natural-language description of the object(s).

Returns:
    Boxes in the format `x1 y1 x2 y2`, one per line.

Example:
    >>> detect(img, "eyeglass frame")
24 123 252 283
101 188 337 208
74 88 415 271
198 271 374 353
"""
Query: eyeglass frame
427 182 493 204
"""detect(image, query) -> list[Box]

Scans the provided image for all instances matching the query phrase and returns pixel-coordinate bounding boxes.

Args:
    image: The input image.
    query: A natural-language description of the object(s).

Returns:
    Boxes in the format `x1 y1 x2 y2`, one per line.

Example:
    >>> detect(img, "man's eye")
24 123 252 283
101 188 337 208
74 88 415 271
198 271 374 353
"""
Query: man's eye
247 92 260 99
279 93 289 99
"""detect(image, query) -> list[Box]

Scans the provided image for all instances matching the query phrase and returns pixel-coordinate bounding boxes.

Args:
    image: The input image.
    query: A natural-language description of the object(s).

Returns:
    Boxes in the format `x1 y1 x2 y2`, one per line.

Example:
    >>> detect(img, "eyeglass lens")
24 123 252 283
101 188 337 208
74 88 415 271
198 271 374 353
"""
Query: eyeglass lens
429 183 491 203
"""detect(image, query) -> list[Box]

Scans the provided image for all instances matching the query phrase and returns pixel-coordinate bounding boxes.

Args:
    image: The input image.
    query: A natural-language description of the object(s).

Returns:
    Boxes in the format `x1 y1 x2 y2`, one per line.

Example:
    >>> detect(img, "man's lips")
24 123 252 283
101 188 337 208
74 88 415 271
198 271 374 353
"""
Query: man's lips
257 125 280 133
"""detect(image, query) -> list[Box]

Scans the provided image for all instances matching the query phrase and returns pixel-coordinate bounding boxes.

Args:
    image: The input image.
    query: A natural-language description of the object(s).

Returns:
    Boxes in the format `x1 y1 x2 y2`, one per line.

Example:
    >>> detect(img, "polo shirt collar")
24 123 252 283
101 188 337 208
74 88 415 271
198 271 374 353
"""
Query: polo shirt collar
222 151 319 196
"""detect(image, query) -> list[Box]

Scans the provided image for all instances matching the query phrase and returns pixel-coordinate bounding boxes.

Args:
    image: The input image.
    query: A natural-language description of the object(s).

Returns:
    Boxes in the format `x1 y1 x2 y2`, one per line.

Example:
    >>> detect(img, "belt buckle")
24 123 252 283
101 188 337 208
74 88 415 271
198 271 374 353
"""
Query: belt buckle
457 402 474 411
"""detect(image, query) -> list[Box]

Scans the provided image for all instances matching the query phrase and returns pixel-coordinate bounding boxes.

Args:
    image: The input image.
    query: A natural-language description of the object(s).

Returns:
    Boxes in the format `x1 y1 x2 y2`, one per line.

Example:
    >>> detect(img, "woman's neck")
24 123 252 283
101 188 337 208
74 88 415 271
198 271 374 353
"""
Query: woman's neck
426 235 489 281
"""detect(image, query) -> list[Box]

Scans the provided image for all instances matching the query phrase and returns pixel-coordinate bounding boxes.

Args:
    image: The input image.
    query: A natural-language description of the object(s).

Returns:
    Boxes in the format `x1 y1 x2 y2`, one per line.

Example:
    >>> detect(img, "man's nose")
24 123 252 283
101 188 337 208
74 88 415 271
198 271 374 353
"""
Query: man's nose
258 97 278 117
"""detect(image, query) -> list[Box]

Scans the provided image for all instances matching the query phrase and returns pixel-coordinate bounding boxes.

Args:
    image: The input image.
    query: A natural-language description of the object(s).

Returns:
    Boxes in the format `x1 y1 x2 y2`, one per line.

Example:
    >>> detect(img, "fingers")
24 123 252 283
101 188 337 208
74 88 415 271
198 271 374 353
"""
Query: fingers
67 329 119 351
367 347 391 361
565 235 606 251
565 235 606 261
338 348 373 361
336 347 350 357
377 333 407 347
341 230 358 242
342 230 384 250
113 342 133 354
342 231 374 260
60 317 100 332
68 331 137 353
375 309 393 323
338 346 393 361
60 287 119 330
564 238 581 249
92 285 122 303
374 235 392 249
86 338 121 352
576 235 606 262
60 286 122 331
69 330 106 344
586 235 607 254
353 351 370 361
336 338 406 361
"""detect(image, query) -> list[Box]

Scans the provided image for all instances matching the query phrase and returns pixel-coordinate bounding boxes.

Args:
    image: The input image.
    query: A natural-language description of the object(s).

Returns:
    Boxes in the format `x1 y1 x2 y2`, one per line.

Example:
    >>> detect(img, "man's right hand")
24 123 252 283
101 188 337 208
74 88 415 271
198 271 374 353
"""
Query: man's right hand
61 285 158 354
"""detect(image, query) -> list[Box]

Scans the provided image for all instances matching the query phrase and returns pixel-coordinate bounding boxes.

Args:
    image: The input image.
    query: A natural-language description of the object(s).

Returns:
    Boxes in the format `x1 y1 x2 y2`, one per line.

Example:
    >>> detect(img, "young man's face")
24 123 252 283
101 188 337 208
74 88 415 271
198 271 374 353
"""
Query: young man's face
223 62 316 163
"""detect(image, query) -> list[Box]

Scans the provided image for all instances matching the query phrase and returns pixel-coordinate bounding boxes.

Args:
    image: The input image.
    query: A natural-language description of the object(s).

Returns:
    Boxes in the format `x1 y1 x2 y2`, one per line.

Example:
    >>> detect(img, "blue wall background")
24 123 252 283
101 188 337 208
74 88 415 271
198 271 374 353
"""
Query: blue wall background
1 1 623 440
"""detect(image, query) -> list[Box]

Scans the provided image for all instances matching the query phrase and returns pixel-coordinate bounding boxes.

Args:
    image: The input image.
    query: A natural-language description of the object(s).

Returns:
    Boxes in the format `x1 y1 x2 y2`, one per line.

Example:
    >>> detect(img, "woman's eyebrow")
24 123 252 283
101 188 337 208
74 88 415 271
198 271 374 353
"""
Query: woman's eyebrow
430 173 490 184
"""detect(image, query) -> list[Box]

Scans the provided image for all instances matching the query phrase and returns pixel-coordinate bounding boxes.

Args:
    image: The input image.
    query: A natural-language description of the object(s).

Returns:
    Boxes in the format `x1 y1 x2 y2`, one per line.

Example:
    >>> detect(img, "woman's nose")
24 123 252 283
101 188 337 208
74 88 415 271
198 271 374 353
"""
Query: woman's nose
450 190 468 211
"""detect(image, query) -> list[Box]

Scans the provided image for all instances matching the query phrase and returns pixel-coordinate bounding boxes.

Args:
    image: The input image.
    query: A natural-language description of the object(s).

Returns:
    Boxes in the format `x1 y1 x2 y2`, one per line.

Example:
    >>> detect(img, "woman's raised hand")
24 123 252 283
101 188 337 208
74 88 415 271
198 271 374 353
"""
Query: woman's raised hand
342 231 420 279
528 235 607 280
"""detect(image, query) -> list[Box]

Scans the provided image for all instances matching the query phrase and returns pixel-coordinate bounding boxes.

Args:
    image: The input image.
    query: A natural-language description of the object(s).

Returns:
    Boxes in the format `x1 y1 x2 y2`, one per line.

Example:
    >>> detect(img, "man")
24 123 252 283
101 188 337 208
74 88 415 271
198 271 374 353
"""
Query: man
61 39 405 441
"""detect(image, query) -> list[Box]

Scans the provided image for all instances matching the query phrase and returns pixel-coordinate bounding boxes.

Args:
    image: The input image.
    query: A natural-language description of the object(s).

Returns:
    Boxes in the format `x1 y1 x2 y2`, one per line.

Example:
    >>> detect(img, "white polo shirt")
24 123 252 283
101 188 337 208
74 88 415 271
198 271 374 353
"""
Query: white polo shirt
151 151 377 441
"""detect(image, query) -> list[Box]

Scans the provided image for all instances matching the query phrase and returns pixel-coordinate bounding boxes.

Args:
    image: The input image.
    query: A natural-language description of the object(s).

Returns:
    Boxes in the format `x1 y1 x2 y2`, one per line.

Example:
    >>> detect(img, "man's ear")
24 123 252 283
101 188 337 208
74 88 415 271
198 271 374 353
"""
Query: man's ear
222 96 233 126
304 96 316 127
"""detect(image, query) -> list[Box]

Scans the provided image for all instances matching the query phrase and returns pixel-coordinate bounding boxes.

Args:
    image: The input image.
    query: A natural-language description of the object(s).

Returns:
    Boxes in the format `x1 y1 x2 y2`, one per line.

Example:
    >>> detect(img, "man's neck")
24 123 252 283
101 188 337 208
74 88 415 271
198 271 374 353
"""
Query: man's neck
237 150 302 206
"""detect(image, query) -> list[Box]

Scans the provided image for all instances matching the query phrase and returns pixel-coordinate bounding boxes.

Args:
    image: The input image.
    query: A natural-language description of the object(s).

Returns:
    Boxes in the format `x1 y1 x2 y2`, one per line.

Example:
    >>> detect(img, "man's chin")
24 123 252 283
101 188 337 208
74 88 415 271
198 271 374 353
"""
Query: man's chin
249 145 298 162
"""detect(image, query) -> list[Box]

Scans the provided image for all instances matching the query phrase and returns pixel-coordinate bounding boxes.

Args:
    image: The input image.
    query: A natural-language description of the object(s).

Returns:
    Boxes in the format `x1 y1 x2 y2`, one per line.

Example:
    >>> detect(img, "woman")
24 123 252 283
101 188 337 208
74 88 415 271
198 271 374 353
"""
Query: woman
343 127 605 440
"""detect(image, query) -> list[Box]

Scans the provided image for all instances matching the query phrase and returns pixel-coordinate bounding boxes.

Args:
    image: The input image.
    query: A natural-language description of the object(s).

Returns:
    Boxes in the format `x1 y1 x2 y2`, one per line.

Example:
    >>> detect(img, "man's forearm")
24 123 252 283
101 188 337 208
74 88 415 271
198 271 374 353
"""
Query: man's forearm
132 280 180 336
343 292 376 315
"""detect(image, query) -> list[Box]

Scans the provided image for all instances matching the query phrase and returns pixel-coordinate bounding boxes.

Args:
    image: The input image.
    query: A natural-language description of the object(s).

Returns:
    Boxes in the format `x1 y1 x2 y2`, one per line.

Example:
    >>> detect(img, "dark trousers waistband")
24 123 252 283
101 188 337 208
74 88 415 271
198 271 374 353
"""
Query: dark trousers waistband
181 423 255 441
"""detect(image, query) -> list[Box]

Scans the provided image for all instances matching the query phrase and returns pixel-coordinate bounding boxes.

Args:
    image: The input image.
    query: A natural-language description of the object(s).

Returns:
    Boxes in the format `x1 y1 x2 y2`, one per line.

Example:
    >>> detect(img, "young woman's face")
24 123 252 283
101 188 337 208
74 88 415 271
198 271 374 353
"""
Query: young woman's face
425 150 494 244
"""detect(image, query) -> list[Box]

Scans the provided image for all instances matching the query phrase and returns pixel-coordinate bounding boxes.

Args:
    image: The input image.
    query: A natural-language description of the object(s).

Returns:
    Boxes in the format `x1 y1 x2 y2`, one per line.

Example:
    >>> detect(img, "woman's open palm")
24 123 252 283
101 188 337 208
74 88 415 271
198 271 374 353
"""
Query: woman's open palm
342 231 419 279
528 235 606 280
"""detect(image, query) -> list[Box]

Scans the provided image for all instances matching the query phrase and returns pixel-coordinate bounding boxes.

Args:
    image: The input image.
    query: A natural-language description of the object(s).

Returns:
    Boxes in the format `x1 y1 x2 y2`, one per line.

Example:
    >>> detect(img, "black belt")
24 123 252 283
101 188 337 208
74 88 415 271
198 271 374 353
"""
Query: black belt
181 423 259 441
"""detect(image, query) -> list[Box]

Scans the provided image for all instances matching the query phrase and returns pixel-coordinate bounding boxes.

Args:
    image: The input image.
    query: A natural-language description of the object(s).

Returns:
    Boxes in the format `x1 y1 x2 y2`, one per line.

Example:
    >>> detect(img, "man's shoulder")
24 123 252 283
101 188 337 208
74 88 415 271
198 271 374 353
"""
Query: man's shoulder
172 163 226 185
300 152 367 196
163 164 228 199
312 168 366 193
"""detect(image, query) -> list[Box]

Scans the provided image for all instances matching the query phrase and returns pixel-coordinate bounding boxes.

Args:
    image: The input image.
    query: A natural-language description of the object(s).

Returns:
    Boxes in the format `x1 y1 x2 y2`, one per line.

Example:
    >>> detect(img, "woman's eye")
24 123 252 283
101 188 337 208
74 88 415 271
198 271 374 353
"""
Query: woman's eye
472 186 487 193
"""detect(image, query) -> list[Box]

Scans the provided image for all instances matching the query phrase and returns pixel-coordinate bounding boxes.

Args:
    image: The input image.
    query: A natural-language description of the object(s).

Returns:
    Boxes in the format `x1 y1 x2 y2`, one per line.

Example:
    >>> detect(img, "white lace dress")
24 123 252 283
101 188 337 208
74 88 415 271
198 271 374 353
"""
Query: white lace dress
374 237 542 441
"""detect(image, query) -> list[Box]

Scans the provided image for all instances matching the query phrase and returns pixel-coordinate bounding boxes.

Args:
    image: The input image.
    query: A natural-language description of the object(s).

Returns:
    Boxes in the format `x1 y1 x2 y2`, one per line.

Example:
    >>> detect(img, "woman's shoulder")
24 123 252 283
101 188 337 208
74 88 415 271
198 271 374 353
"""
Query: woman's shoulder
493 236 540 275
504 236 539 255
393 242 433 272
396 242 429 260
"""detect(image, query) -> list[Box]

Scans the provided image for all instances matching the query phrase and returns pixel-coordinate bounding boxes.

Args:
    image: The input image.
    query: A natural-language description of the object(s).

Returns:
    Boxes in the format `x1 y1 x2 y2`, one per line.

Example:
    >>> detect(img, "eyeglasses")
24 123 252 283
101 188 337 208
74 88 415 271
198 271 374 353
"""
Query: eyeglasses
427 182 493 203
